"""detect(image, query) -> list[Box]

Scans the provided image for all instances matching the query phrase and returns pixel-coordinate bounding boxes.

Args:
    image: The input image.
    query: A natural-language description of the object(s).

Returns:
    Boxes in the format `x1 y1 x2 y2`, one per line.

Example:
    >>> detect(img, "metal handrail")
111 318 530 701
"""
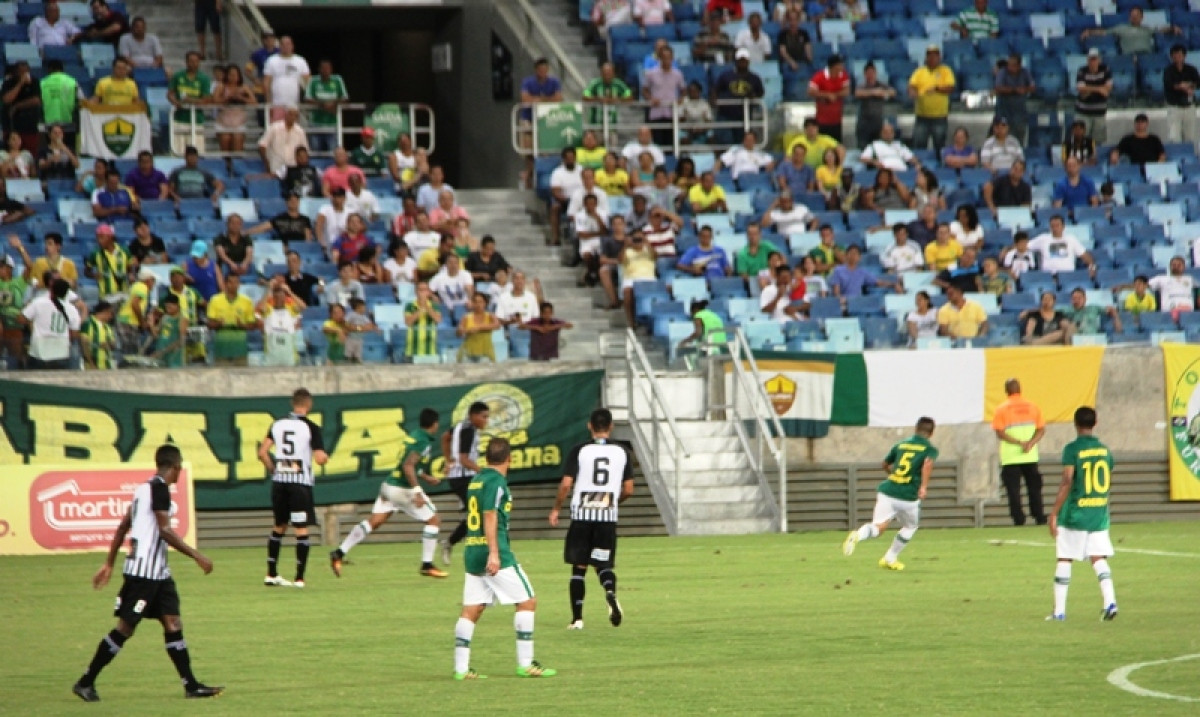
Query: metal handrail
502 0 587 93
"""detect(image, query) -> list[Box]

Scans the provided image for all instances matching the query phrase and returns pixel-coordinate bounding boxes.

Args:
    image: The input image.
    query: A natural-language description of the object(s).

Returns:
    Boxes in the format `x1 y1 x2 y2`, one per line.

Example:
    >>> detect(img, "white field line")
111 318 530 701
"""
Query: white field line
1107 654 1200 703
985 539 1200 559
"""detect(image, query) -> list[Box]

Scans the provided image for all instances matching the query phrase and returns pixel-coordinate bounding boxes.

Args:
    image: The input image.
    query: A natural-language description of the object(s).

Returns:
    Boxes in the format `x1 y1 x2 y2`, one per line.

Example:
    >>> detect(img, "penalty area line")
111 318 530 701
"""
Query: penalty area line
1107 654 1200 703
984 539 1200 559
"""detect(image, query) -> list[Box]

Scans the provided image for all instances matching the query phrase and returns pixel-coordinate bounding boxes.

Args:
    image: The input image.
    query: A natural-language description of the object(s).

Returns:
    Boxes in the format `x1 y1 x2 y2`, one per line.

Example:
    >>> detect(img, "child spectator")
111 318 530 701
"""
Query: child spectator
344 297 378 362
523 302 574 361
323 303 348 363
1122 275 1156 315
979 256 1012 296
153 294 187 368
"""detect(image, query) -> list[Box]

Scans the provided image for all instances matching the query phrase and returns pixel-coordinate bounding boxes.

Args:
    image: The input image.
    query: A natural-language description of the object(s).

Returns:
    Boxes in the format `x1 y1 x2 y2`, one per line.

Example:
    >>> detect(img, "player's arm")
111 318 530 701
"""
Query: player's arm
549 475 574 527
310 422 329 466
619 450 634 503
483 508 500 576
257 435 276 474
917 457 933 501
401 450 428 507
92 508 132 589
458 428 480 473
1048 465 1074 538
154 509 212 574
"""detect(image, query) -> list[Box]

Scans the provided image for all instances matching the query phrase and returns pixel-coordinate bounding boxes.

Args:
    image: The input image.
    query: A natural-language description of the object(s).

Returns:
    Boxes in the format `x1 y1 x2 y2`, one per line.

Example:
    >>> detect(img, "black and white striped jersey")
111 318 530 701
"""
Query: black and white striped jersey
122 476 173 581
564 439 632 523
267 413 325 486
446 420 480 479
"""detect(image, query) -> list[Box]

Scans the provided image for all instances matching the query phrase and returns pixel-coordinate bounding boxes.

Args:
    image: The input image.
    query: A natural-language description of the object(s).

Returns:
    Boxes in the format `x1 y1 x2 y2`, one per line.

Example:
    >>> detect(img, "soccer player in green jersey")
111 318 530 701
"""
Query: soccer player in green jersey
454 437 556 680
843 417 939 571
330 408 448 578
1047 406 1118 621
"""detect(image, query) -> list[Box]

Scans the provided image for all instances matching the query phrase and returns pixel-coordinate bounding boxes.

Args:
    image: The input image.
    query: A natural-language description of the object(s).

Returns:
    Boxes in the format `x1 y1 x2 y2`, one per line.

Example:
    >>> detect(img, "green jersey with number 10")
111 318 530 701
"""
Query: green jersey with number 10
878 434 939 502
1058 435 1112 532
463 468 517 575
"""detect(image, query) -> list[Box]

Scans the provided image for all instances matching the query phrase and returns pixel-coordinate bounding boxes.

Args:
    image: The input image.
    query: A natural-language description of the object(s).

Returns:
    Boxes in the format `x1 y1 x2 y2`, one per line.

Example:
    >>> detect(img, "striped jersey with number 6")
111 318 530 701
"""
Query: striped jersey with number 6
266 413 325 486
123 476 174 580
563 439 632 523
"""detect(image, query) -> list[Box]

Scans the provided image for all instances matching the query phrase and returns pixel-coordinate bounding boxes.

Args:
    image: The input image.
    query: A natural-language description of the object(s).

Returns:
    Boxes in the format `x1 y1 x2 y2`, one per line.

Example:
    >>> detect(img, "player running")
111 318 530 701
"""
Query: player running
258 388 329 588
440 401 489 566
843 417 939 570
549 408 634 630
1047 406 1118 622
73 445 223 702
453 437 557 680
330 407 448 578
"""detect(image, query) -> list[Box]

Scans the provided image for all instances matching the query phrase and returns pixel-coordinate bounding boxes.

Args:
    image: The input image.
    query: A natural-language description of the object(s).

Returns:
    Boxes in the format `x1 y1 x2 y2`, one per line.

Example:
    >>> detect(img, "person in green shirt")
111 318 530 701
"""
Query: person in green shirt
1047 406 1118 621
40 59 80 144
454 437 557 681
843 416 939 571
168 51 212 133
808 223 844 275
0 256 30 367
152 293 187 367
305 59 349 153
404 281 442 360
734 222 781 278
80 300 116 370
582 62 632 126
677 299 727 359
1064 287 1121 338
349 127 386 176
329 408 449 579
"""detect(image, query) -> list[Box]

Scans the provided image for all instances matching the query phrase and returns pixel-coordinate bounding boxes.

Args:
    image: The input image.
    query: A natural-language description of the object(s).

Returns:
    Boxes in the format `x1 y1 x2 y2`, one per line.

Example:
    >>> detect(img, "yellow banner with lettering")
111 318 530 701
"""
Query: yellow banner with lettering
1163 344 1200 500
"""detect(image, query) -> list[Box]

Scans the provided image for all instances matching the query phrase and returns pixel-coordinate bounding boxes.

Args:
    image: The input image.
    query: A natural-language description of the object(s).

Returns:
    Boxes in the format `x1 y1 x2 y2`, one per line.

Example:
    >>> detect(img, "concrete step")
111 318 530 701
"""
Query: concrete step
678 485 763 503
658 435 742 455
676 518 777 535
675 421 742 438
679 500 775 521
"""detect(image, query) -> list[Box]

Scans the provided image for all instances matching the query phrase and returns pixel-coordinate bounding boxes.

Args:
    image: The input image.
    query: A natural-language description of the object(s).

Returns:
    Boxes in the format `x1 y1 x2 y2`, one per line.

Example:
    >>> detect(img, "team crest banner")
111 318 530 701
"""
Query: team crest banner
80 108 152 159
1162 344 1200 500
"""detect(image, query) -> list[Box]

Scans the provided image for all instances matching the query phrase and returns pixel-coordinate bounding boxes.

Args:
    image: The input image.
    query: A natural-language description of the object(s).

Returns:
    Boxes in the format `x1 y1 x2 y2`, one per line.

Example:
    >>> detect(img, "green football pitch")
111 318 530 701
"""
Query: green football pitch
3 523 1199 716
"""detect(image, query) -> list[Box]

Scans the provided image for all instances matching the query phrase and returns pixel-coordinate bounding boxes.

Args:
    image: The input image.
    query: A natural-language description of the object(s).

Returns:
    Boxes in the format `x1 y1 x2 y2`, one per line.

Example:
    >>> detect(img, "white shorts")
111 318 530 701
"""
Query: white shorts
871 492 920 530
1055 527 1114 561
371 483 437 522
462 565 535 606
579 237 601 256
623 277 653 291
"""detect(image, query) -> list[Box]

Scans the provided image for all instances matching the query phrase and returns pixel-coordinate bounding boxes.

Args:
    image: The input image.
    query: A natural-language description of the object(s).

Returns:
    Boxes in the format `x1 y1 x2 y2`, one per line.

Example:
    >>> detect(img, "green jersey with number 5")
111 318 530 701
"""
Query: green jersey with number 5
1058 435 1112 532
878 435 939 501
463 468 517 575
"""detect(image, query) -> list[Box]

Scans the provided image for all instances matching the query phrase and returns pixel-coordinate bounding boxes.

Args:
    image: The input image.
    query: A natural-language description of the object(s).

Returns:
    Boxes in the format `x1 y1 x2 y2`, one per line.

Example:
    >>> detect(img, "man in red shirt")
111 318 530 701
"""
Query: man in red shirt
808 54 850 142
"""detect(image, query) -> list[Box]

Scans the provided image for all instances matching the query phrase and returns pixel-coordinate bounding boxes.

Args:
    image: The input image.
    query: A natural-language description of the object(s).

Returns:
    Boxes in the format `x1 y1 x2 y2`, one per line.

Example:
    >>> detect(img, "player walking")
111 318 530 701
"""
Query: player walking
330 407 448 578
73 445 223 702
439 401 489 565
453 437 557 680
258 388 329 588
549 408 634 629
843 417 939 570
1047 406 1118 621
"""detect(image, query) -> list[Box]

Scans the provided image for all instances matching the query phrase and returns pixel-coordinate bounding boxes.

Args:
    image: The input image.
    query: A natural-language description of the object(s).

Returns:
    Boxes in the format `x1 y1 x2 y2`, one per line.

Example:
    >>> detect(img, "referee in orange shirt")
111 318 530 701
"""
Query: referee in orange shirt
992 378 1048 525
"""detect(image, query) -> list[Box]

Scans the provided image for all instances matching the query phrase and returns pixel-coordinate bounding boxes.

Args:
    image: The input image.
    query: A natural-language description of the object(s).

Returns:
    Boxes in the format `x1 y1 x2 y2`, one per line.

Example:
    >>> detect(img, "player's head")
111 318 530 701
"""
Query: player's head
1074 406 1097 431
915 416 936 437
292 388 313 412
469 401 489 428
419 408 439 431
589 408 614 436
485 436 511 468
155 444 183 481
1005 378 1021 396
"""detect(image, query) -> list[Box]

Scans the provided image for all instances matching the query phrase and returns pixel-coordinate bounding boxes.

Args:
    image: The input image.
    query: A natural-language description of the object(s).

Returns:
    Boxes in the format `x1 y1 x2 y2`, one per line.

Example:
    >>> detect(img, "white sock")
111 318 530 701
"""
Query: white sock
421 525 439 564
514 611 535 668
1093 559 1116 607
454 618 474 674
339 520 372 555
1054 562 1072 616
856 523 880 541
884 527 916 563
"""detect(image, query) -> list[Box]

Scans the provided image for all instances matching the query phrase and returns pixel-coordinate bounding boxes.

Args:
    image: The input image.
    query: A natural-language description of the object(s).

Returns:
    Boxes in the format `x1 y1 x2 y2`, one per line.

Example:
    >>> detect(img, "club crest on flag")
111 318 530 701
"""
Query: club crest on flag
102 117 135 156
764 374 797 416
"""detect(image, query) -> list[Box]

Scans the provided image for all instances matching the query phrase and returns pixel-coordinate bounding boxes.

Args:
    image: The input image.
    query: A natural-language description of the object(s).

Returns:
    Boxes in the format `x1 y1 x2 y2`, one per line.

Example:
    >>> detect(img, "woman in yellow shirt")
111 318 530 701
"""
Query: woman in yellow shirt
923 224 963 271
457 292 500 362
815 148 842 194
594 151 630 196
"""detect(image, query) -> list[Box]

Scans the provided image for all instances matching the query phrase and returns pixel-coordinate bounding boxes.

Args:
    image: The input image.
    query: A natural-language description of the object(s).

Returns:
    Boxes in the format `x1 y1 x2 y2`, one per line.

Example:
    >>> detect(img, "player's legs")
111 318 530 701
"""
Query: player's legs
331 510 390 576
1000 464 1027 525
568 564 587 627
513 595 554 677
1022 464 1047 524
290 486 316 586
1087 531 1118 619
591 524 621 626
1051 527 1087 618
419 512 446 577
157 612 222 698
266 483 292 585
455 585 489 679
563 521 590 626
881 504 920 568
1051 558 1072 619
443 477 472 562
843 493 893 555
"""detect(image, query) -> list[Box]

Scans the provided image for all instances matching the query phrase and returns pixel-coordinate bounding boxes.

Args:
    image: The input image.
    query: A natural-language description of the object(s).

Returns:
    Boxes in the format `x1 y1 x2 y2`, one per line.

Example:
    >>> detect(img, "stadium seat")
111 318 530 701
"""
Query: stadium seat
808 296 843 320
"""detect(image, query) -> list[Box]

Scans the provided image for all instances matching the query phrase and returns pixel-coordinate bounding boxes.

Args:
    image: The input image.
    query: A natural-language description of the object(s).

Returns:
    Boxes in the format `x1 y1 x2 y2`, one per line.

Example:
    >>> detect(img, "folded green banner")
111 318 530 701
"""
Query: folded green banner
0 372 602 510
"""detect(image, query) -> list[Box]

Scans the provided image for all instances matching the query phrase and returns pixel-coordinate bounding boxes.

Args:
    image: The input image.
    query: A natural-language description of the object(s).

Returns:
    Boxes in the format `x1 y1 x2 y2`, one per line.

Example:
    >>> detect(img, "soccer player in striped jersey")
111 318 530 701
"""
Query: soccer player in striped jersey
258 388 329 588
330 407 449 578
439 401 489 565
550 409 633 629
73 445 223 702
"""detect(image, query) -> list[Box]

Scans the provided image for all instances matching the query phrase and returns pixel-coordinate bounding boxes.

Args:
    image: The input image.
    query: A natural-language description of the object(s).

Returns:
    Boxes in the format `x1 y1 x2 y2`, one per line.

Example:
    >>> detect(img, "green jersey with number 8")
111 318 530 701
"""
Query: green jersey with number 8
1058 435 1112 532
463 468 517 575
878 434 939 501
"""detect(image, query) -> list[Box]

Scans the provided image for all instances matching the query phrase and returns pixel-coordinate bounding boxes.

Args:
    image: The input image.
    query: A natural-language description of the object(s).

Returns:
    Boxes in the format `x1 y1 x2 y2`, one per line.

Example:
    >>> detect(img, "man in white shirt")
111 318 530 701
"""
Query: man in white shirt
495 271 541 326
19 277 81 369
28 2 79 50
345 173 379 222
860 122 919 172
1028 215 1094 274
567 168 610 217
549 147 583 242
574 194 610 286
621 126 666 167
634 0 673 26
262 36 311 122
979 116 1024 173
1150 256 1197 315
429 254 474 314
761 193 814 235
117 17 163 69
718 130 774 180
734 12 773 63
258 106 308 178
880 223 926 274
760 264 801 323
403 211 442 257
315 189 350 250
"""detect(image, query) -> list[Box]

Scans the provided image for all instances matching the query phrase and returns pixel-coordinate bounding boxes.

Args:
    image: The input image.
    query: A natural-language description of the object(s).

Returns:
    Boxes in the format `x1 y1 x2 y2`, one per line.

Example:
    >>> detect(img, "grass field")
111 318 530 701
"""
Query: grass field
3 523 1200 716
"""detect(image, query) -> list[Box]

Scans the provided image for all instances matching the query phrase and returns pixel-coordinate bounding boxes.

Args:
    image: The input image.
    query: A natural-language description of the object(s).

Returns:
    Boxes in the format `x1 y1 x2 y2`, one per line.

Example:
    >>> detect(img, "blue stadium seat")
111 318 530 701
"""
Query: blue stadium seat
846 295 884 317
1001 292 1037 314
808 296 843 320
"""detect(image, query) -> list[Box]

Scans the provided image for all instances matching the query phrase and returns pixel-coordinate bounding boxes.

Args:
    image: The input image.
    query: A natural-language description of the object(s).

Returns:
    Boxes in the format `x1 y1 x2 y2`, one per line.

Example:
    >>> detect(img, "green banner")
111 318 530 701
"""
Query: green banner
535 102 583 154
365 104 412 153
0 372 603 510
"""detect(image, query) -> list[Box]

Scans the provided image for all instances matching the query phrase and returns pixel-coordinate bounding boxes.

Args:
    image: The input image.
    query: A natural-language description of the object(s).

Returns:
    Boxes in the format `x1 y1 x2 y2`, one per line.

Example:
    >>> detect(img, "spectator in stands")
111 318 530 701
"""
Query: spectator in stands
863 168 911 213
595 151 631 197
583 63 633 132
677 225 732 279
567 168 609 218
809 223 843 274
712 50 765 145
978 256 1011 295
168 146 223 204
644 206 682 262
79 0 129 48
881 223 925 274
79 299 116 369
429 253 473 317
330 212 373 266
938 285 987 340
827 165 861 212
193 0 223 60
861 122 918 172
1082 7 1181 56
616 230 657 326
949 204 983 249
1052 156 1099 210
305 59 349 153
91 167 138 220
734 222 783 278
933 245 981 293
1020 291 1070 345
119 16 163 69
496 270 541 327
279 146 318 198
718 129 774 182
952 0 998 39
344 172 378 222
263 36 311 123
983 159 1032 216
672 156 698 194
688 171 728 213
924 223 963 271
0 133 35 179
635 167 683 213
416 235 453 280
761 264 803 323
576 130 606 171
908 45 955 154
1164 45 1200 145
779 11 813 100
575 193 609 287
0 254 27 366
694 14 735 64
642 46 686 146
465 236 510 283
903 290 938 345
251 192 312 245
776 144 815 198
1121 275 1155 315
323 259 364 308
625 193 653 232
321 147 365 197
23 233 77 287
1062 120 1097 166
259 106 309 178
354 244 385 285
1064 287 1121 337
518 56 563 147
1029 215 1095 276
93 56 142 108
416 165 453 214
0 178 33 225
1109 113 1166 166
183 239 221 301
347 129 385 177
762 192 815 236
621 128 665 170
168 52 212 150
29 1 80 50
40 60 79 148
403 210 441 259
980 117 1024 174
788 117 842 168
398 280 439 360
940 127 979 170
630 150 658 188
993 55 1034 144
383 240 416 292
854 62 895 149
211 64 256 152
522 302 573 362
116 267 156 354
808 55 849 142
912 168 945 213
281 250 320 305
250 31 278 76
591 0 633 40
1149 257 1196 320
704 0 744 22
548 147 583 245
1001 230 1037 280
206 272 258 364
634 0 673 26
1 62 43 155
386 134 419 195
1075 49 1113 145
830 245 898 298
214 213 255 277
772 0 804 22
838 0 869 21
127 217 166 268
388 195 419 239
735 12 772 62
124 151 169 201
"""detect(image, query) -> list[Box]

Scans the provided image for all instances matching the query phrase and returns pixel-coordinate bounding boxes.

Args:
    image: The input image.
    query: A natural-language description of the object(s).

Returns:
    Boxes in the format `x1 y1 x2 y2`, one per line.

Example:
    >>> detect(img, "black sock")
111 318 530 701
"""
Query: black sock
81 629 127 686
164 630 197 689
570 566 587 622
295 537 310 581
267 531 284 577
598 568 617 594
448 520 468 546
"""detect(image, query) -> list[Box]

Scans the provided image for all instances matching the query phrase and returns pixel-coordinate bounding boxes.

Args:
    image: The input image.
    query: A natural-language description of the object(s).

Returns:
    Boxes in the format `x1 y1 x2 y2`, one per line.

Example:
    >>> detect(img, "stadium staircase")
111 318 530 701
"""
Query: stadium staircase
121 0 202 72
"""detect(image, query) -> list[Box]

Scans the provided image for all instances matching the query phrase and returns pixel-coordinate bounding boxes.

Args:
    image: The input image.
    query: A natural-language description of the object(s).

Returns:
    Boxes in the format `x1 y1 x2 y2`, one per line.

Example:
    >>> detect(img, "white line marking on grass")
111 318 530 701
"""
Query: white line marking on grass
1107 654 1200 703
986 539 1200 559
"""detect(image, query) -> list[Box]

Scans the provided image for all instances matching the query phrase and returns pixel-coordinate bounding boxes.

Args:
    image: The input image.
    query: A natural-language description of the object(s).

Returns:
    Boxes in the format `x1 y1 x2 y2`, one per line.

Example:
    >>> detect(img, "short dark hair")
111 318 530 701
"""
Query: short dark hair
349 297 366 310
481 235 496 247
419 408 439 429
162 293 179 306
137 150 153 160
1071 287 1087 296
46 59 64 72
155 444 182 470
818 223 833 232
337 260 354 271
1014 230 1029 242
292 388 313 406
1074 406 1097 429
535 57 550 66
1050 214 1065 224
1134 274 1149 283
469 401 489 416
892 223 907 235
916 417 936 435
590 408 614 431
45 232 63 246
486 436 511 465
540 301 553 312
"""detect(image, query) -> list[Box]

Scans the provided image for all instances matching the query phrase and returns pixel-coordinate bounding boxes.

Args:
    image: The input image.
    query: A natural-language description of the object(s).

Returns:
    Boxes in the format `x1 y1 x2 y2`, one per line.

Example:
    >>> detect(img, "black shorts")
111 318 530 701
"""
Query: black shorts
448 475 473 510
114 576 180 626
271 482 316 527
564 520 618 566
194 0 221 34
